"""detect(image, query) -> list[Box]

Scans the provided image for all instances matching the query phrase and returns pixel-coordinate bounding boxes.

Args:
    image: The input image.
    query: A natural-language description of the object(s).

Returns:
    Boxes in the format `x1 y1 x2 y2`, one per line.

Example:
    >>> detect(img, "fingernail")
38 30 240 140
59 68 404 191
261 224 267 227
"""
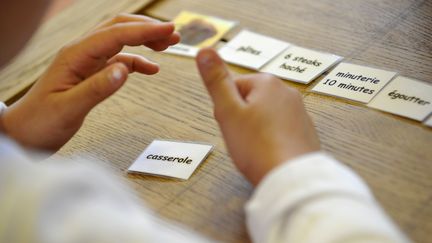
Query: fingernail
199 52 214 67
110 67 123 85
162 22 175 27
147 59 159 66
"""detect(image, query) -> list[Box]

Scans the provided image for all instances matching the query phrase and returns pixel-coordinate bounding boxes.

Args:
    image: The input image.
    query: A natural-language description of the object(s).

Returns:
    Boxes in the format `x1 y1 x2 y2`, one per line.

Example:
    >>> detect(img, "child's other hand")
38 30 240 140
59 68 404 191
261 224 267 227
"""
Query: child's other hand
1 14 180 150
196 48 320 185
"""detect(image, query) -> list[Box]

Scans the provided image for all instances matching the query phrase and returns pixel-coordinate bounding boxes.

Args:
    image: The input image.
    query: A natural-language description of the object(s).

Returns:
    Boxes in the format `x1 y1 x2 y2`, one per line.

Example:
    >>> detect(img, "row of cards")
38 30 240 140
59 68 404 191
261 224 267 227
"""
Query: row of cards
129 12 430 181
164 11 432 126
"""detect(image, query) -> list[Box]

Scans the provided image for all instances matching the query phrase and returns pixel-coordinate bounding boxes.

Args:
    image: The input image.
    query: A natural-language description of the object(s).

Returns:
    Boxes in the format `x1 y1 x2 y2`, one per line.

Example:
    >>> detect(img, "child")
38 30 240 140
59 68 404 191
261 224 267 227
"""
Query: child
0 1 409 242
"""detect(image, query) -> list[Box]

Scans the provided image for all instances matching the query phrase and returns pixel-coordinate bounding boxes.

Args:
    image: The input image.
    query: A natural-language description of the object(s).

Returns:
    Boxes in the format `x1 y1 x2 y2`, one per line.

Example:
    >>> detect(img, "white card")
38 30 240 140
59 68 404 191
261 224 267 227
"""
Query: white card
312 63 397 103
367 76 432 121
218 30 290 70
424 116 432 127
164 43 199 57
128 140 213 180
261 46 343 84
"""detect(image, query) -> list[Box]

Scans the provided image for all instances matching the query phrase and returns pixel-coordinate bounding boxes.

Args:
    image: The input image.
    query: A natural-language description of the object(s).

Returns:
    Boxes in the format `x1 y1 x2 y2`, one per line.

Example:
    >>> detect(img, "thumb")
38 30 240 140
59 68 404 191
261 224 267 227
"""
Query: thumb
65 63 128 116
196 48 243 109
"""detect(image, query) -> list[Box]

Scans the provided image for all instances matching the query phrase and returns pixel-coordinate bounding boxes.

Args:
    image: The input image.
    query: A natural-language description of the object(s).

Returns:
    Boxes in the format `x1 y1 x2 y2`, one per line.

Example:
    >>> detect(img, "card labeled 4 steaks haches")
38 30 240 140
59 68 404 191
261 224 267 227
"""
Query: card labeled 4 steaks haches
261 46 343 84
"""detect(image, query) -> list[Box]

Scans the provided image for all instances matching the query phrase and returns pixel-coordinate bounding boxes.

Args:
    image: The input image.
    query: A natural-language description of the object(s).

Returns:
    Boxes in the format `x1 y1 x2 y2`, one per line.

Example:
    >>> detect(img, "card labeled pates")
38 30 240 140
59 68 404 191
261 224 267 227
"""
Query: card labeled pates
164 11 236 57
128 140 213 180
218 30 290 70
367 76 432 121
312 63 397 103
261 46 343 84
424 115 432 127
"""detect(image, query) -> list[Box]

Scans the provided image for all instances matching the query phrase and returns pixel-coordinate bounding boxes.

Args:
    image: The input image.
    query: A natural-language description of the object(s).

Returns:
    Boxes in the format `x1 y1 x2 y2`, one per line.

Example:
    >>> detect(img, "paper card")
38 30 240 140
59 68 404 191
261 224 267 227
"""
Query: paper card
312 63 397 103
367 76 432 121
218 30 290 70
261 46 343 84
164 11 236 57
424 116 432 127
128 140 213 180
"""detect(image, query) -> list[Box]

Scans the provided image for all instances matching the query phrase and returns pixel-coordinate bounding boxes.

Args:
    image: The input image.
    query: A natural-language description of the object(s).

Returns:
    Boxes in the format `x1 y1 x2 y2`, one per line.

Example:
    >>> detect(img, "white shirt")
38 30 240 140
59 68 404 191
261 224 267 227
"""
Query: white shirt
246 153 409 243
0 134 410 242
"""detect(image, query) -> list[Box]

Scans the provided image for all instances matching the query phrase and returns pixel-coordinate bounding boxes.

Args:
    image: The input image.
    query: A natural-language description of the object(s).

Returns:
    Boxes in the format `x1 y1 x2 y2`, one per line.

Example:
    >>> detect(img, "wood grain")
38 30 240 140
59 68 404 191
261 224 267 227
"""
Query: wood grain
4 0 432 242
0 0 155 103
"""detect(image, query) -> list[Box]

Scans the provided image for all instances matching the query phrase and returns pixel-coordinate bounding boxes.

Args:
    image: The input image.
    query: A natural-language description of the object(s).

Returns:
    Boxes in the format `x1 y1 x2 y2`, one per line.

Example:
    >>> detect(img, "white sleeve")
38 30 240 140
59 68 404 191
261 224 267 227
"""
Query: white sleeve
0 137 212 243
245 152 411 243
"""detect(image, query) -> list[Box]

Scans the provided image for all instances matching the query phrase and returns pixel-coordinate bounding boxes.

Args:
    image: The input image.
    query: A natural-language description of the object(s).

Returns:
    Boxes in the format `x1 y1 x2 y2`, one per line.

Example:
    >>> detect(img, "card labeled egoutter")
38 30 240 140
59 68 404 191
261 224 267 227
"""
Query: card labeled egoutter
312 63 397 103
128 140 213 180
424 115 432 127
218 30 290 70
261 46 343 84
368 76 432 121
164 11 236 57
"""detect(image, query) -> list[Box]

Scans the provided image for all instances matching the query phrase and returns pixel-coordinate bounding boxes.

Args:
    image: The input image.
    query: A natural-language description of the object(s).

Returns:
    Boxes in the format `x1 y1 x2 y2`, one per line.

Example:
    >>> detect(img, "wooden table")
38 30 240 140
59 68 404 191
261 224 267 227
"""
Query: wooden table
3 0 432 242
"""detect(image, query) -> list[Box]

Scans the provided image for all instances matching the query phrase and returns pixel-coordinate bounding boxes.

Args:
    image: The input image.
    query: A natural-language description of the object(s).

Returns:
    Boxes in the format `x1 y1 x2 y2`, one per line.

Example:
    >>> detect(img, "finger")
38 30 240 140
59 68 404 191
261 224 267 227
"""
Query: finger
145 32 181 51
93 14 179 52
64 63 129 117
235 77 255 100
237 73 286 103
107 53 160 75
235 74 269 99
60 22 175 79
78 22 175 58
94 13 160 30
196 48 243 109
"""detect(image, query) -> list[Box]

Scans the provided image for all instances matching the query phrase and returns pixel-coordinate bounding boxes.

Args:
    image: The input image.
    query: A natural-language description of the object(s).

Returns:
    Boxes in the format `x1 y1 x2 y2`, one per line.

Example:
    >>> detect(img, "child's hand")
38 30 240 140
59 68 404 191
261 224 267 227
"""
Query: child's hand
196 48 321 185
1 14 180 150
